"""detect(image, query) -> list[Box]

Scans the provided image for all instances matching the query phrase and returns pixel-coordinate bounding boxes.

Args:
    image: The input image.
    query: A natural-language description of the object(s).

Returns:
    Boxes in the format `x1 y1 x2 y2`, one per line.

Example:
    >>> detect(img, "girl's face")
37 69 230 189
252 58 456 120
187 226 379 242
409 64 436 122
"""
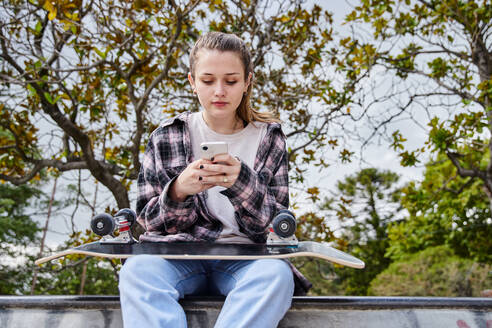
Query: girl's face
189 49 251 121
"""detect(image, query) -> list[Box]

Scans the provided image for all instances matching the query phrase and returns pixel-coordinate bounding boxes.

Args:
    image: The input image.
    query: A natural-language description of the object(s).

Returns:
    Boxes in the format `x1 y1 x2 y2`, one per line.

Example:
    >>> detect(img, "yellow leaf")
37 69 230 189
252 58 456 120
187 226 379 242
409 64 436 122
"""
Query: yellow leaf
307 187 319 195
43 1 57 20
61 20 72 31
48 9 57 21
280 15 290 23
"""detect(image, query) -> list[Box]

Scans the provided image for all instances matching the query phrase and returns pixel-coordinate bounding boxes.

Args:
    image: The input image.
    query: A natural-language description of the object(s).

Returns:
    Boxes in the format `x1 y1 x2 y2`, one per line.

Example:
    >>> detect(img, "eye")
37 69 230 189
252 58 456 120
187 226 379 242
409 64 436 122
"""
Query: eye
201 80 213 85
226 81 237 85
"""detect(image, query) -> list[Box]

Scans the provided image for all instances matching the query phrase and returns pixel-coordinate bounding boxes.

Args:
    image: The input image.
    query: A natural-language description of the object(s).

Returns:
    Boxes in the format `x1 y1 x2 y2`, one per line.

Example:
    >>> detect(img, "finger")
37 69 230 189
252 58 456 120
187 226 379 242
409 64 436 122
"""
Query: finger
194 158 213 168
199 163 236 175
211 153 239 165
197 161 226 176
197 169 224 177
200 174 232 186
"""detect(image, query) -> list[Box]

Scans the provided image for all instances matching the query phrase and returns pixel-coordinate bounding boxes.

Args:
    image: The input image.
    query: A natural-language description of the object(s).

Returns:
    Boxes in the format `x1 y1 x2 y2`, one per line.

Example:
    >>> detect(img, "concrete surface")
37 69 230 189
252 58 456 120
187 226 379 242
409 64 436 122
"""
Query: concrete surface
0 296 491 327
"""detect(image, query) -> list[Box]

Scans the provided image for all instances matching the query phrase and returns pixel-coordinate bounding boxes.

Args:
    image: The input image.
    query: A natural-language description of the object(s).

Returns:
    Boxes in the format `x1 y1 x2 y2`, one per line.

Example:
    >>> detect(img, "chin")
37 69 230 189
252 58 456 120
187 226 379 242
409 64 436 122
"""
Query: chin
207 107 236 117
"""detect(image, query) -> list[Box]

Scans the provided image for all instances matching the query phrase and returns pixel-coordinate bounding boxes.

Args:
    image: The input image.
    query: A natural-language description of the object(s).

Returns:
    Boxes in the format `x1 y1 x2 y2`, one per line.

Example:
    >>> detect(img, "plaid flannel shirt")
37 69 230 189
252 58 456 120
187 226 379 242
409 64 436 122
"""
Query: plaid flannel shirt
136 112 311 295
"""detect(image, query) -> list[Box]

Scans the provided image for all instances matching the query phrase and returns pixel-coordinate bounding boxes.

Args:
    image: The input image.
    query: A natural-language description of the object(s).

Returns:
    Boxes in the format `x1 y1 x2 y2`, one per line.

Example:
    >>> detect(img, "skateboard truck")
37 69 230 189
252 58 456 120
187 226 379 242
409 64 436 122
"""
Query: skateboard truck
267 209 298 246
90 209 137 244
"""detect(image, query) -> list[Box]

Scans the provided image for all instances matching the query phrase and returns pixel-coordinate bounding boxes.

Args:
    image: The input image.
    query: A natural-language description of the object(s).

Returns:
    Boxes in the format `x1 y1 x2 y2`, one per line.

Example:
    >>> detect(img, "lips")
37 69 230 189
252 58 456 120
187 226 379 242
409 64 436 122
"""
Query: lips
212 101 228 107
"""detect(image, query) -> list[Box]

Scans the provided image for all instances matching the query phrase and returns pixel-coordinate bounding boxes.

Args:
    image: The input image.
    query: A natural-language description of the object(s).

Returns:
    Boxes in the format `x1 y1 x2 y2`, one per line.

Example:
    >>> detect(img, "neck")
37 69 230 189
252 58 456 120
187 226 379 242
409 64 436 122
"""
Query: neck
202 112 243 134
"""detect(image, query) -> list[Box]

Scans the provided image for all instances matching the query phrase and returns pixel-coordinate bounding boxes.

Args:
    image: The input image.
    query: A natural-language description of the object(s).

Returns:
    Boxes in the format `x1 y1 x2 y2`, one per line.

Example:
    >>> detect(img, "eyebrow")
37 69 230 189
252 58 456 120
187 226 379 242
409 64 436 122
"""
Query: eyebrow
200 72 241 76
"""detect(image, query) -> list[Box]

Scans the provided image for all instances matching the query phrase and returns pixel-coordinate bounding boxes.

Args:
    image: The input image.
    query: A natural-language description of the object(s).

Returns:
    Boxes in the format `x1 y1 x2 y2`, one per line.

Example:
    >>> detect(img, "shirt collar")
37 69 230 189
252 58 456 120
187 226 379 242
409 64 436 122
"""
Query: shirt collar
160 111 191 128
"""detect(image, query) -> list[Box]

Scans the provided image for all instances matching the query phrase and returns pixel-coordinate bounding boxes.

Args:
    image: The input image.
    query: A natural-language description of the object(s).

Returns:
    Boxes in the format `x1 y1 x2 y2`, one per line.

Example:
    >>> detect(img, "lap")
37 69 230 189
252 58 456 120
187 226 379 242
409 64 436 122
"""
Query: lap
209 259 294 296
121 256 293 297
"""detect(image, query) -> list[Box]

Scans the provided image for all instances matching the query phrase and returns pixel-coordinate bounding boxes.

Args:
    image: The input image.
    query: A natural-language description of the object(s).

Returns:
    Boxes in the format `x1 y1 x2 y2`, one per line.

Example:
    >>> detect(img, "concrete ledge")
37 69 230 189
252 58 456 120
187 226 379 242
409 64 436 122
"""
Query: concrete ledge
1 296 491 328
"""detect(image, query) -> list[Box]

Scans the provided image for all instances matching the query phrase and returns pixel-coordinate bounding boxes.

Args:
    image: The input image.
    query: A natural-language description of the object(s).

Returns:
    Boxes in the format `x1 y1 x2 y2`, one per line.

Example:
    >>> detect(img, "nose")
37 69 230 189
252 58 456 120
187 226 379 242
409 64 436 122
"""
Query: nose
214 81 226 97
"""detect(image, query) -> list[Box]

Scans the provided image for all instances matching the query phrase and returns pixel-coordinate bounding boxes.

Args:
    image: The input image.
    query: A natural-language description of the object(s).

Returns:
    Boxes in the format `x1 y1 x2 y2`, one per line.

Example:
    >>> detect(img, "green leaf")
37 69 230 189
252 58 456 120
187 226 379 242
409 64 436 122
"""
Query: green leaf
43 92 54 104
27 84 36 96
35 21 42 34
94 48 106 59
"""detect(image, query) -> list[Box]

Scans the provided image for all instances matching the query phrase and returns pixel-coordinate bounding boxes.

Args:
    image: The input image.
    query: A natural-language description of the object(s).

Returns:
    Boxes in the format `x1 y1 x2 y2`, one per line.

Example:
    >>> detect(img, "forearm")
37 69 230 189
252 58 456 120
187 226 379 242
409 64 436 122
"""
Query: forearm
137 176 197 234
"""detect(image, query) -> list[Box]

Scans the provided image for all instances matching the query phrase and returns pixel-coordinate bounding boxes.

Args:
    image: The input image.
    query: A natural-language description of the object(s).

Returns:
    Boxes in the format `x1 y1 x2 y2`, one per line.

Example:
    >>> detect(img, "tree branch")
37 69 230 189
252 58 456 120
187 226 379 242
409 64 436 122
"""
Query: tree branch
127 5 191 178
0 157 125 185
446 151 484 180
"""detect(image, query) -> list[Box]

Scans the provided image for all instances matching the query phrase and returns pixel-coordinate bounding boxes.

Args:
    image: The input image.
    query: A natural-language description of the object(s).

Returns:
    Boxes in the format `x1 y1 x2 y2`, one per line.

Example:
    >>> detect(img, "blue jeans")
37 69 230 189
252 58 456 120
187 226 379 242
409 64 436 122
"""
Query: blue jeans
119 255 295 328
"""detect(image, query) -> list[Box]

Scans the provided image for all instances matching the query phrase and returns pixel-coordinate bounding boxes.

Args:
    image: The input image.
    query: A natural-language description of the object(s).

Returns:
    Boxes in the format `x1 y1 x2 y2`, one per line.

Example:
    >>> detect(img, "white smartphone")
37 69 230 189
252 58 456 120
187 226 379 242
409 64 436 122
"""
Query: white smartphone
200 141 228 160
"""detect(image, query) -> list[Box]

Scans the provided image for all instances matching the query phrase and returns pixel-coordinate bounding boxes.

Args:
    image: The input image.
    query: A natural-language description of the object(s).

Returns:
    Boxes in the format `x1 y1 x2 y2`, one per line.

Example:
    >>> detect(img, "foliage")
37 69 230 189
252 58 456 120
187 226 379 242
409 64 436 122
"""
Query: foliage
369 245 492 297
0 0 347 209
0 181 118 295
328 168 403 295
34 257 119 295
298 165 491 296
0 183 42 246
33 230 120 295
0 262 36 295
0 183 42 294
297 168 403 295
2 0 491 297
337 0 492 210
0 0 355 294
387 152 492 263
291 258 343 296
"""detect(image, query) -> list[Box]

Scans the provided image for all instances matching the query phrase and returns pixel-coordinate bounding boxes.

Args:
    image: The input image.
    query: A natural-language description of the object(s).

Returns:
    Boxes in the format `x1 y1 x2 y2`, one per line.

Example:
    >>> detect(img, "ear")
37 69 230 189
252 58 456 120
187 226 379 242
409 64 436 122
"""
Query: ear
188 72 196 92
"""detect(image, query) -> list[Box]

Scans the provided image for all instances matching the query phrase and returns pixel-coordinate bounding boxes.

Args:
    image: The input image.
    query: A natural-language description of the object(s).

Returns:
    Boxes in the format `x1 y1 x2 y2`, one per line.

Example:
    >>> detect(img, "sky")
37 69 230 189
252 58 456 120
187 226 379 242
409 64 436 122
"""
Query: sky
292 1 428 204
26 0 431 249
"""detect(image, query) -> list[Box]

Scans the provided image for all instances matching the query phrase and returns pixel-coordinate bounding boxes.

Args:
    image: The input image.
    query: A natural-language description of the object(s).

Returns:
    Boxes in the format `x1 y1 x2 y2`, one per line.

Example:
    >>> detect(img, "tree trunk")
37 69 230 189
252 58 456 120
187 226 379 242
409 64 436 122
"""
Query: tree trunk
31 176 58 295
79 179 99 295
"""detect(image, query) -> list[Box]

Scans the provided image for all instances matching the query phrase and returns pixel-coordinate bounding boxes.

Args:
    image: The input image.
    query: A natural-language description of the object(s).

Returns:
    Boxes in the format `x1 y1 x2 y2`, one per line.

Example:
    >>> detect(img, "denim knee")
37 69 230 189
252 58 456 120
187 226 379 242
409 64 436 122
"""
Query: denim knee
119 255 162 284
256 259 294 293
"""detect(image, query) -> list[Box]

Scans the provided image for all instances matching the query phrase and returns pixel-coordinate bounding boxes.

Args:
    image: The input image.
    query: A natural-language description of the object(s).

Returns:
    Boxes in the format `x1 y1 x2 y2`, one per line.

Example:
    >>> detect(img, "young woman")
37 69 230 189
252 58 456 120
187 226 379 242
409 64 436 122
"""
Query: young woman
119 32 310 328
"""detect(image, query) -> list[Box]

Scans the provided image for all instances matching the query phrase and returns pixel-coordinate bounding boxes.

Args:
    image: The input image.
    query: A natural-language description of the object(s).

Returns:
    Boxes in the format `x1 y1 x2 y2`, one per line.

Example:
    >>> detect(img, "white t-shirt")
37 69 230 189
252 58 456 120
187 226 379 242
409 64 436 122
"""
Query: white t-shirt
188 112 267 243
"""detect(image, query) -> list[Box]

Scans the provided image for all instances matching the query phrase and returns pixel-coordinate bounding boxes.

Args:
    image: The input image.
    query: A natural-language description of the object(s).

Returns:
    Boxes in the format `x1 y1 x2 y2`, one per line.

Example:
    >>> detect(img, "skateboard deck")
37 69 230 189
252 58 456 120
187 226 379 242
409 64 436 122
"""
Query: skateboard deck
35 241 365 269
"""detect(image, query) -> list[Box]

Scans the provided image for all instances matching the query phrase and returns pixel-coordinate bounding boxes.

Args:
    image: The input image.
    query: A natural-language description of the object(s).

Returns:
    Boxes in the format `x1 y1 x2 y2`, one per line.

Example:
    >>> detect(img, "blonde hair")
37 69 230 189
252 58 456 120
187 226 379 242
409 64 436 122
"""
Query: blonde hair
189 32 279 123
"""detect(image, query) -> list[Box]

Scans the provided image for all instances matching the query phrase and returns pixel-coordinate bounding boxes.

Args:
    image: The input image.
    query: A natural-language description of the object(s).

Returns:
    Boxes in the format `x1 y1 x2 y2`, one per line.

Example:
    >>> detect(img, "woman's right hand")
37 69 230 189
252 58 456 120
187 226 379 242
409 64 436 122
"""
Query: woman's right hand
168 159 218 202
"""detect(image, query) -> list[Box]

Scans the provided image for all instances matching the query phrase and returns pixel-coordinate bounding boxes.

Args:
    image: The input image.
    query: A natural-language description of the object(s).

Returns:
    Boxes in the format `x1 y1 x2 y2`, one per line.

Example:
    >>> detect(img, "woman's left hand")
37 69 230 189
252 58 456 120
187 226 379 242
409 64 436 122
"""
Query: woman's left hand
198 154 241 188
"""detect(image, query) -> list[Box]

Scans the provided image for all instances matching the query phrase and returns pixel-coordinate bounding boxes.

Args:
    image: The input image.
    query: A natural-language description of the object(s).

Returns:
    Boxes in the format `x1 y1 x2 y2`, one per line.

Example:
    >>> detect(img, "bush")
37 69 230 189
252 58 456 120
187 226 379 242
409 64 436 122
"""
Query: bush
369 245 491 296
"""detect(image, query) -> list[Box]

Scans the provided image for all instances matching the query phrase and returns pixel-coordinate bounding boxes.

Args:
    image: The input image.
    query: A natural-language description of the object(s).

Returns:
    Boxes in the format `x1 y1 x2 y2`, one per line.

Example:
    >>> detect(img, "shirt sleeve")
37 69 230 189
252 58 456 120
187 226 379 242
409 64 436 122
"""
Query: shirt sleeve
221 127 289 241
136 127 198 235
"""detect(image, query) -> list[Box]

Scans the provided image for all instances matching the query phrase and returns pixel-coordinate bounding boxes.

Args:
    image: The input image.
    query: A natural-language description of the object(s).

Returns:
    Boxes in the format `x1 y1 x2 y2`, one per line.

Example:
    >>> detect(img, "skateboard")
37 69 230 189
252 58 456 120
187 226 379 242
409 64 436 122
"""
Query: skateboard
35 209 365 269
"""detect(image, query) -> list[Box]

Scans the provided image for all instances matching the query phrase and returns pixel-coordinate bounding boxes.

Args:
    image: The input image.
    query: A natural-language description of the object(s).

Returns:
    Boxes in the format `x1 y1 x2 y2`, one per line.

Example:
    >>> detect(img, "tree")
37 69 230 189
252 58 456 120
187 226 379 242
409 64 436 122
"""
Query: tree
333 0 492 210
387 152 492 263
295 168 404 295
33 230 120 295
327 168 403 295
2 1 359 293
369 245 492 297
0 183 42 294
0 0 349 211
0 179 113 295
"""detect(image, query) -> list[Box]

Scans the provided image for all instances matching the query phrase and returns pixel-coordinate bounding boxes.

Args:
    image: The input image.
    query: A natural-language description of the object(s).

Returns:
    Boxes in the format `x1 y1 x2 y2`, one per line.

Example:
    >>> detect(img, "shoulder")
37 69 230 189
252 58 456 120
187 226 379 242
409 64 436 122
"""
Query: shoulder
255 121 287 159
251 120 285 137
159 111 191 129
252 121 286 152
149 112 191 141
144 112 191 167
264 121 286 141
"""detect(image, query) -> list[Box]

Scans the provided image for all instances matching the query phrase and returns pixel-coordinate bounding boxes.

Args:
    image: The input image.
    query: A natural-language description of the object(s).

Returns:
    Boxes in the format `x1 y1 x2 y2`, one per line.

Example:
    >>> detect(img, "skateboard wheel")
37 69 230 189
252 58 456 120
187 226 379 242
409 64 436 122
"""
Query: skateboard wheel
114 208 136 226
272 210 296 238
91 213 115 236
